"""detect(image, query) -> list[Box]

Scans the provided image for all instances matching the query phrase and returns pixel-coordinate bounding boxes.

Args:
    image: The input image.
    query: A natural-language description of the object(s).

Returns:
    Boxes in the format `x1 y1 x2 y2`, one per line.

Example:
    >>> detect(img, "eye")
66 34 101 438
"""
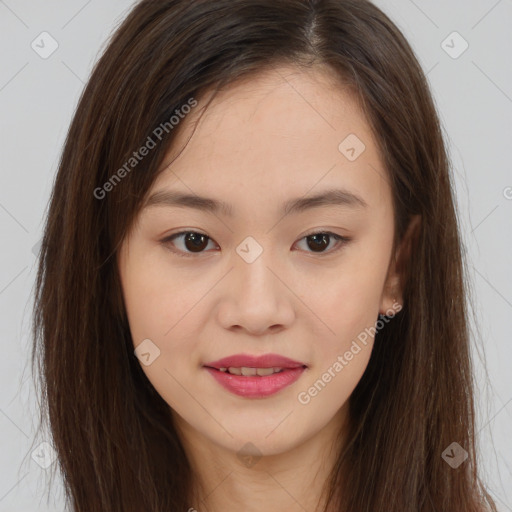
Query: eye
160 230 351 257
161 231 217 257
295 231 351 254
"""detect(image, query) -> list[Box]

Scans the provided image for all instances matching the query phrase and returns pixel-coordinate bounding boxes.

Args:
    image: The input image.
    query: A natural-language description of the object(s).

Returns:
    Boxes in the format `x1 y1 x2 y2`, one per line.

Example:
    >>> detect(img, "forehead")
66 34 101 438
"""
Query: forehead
146 64 390 218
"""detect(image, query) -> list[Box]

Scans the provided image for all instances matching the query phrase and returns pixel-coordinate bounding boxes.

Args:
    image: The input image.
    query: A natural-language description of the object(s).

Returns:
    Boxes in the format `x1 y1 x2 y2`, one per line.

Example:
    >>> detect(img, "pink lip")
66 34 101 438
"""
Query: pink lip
204 353 306 370
203 353 307 398
204 366 306 398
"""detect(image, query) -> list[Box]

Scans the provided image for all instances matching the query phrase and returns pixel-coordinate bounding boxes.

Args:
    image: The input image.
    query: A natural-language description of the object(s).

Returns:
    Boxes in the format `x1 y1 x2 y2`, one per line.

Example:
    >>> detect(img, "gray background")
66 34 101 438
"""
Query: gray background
0 0 511 510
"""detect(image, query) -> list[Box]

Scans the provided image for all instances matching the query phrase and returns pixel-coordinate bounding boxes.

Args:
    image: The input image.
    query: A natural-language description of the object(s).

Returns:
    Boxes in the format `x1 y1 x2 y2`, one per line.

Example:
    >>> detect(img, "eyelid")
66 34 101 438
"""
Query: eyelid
160 229 352 258
161 230 216 258
296 230 352 256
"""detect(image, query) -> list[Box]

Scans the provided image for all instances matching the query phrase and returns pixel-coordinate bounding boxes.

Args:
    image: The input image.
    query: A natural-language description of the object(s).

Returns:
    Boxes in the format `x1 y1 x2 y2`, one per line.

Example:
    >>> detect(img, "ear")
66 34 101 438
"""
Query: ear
379 215 421 315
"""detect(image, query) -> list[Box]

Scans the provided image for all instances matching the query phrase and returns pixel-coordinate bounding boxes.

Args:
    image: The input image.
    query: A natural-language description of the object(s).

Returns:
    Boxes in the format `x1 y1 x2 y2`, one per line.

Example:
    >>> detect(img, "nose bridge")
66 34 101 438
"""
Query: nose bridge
217 237 294 333
233 239 279 304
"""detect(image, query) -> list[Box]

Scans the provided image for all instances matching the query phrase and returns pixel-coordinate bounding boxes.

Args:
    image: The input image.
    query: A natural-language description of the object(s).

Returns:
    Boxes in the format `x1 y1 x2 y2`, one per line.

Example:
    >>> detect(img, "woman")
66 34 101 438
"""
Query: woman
31 0 497 510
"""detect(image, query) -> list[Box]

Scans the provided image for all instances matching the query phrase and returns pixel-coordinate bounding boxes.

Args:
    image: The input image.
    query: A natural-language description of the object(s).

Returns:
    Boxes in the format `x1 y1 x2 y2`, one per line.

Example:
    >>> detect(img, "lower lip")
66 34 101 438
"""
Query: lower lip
204 366 306 398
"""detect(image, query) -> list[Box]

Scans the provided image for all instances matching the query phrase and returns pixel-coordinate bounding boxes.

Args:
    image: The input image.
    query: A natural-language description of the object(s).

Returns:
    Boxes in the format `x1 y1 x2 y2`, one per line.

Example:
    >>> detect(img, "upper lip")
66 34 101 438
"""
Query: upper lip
204 353 307 370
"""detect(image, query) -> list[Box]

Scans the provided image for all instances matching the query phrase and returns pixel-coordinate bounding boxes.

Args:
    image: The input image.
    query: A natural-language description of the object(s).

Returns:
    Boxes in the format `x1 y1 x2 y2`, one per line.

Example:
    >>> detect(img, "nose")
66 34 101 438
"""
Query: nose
216 249 295 336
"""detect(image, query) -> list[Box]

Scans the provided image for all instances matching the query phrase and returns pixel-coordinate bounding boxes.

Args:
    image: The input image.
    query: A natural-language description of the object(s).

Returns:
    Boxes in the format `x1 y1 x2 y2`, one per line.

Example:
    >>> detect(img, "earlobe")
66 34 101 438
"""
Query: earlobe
379 214 421 315
379 254 402 315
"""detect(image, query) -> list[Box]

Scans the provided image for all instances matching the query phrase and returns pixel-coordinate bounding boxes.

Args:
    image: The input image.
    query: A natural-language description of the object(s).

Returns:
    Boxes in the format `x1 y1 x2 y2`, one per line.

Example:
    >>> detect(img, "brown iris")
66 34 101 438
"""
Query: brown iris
183 232 209 252
305 233 330 252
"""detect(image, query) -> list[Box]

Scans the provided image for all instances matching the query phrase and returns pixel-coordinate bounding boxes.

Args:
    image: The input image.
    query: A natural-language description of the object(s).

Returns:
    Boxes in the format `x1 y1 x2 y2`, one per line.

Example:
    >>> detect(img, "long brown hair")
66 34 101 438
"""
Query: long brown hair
31 0 497 510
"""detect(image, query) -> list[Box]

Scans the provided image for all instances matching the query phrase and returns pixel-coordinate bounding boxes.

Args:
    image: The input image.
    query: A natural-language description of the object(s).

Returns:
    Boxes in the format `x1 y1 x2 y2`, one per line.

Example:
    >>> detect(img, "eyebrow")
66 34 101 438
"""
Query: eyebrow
143 187 368 217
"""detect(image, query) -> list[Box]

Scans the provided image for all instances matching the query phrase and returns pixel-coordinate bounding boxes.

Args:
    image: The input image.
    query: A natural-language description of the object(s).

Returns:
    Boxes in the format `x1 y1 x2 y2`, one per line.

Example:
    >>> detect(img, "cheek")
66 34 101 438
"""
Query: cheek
296 280 379 412
298 246 389 400
306 257 387 347
120 263 205 412
119 253 210 383
121 249 207 342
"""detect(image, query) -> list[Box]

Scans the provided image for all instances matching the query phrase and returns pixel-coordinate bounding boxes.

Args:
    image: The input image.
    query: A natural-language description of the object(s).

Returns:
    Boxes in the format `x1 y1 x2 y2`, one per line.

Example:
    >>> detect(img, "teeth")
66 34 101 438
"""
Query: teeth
218 366 284 376
256 367 276 376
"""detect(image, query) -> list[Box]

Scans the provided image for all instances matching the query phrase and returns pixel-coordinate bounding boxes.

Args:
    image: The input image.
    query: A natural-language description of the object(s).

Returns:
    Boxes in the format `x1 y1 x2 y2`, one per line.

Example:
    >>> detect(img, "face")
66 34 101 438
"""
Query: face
118 64 402 459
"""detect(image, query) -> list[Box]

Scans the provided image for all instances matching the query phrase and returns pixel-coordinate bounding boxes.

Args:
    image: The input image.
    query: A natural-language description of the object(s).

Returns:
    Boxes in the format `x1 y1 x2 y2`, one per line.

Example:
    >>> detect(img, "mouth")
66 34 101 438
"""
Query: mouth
204 353 307 371
202 353 308 398
209 366 300 376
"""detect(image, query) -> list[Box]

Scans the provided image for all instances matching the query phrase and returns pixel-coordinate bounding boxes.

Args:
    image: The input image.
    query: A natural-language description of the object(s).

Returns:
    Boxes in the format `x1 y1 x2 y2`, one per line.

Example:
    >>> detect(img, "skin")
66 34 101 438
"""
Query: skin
118 64 412 512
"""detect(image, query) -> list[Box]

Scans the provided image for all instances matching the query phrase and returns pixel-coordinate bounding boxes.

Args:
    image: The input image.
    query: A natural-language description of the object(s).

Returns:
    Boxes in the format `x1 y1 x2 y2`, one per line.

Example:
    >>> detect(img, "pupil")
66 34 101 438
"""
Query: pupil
307 233 329 252
185 232 208 252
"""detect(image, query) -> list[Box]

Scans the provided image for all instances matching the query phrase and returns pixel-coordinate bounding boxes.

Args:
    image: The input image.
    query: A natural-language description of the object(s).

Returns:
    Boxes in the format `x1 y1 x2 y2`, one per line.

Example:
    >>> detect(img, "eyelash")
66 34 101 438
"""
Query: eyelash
160 230 352 258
